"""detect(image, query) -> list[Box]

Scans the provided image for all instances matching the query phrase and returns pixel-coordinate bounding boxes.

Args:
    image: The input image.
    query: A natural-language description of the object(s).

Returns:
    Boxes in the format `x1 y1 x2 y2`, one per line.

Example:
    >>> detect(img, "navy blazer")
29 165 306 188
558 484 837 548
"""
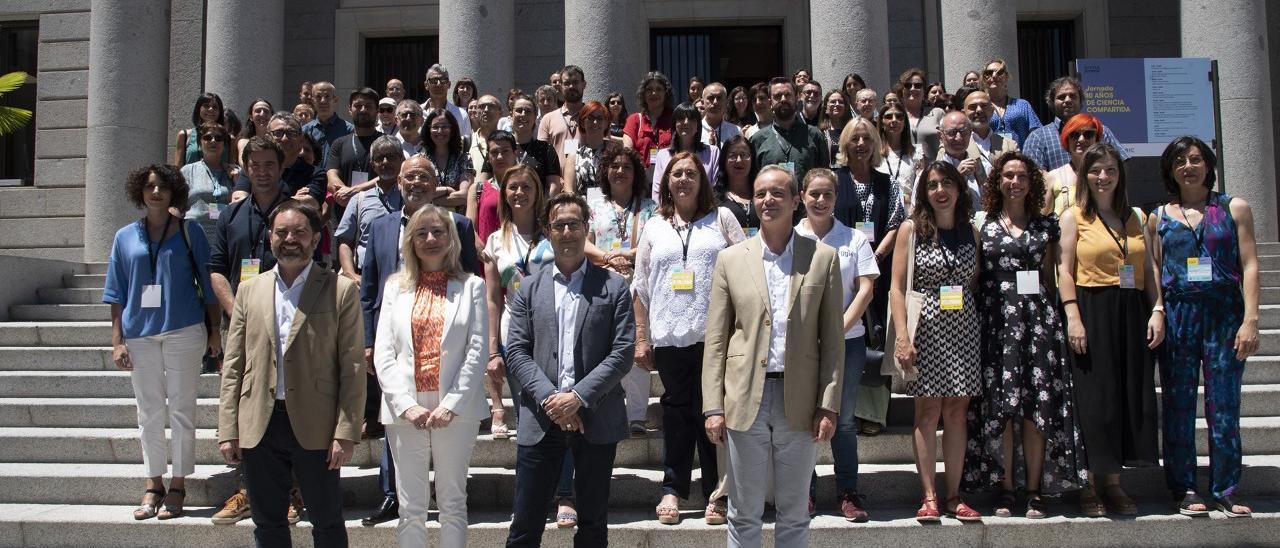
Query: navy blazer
505 260 635 446
359 211 480 348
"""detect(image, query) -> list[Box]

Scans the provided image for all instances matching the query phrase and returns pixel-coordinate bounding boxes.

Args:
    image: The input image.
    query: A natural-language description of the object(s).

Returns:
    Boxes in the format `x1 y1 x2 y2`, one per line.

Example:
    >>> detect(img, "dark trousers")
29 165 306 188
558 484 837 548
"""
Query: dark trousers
506 429 617 547
364 375 381 426
242 406 347 548
379 438 396 498
655 343 717 499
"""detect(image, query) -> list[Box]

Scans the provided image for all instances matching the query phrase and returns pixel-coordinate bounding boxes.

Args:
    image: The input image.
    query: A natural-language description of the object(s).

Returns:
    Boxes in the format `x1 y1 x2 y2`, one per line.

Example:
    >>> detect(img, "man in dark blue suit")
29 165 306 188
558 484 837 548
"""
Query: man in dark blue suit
357 154 479 525
505 193 635 547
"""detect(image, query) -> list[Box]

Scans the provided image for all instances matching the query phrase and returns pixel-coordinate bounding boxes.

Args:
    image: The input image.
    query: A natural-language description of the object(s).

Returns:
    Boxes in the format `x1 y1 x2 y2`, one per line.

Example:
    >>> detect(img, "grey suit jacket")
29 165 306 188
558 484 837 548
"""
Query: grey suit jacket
505 260 636 446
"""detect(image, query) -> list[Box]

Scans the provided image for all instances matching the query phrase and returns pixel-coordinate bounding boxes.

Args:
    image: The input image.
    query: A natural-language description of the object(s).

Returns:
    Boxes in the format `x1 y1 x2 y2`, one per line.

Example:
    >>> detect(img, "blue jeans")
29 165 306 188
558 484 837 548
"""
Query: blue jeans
811 337 865 498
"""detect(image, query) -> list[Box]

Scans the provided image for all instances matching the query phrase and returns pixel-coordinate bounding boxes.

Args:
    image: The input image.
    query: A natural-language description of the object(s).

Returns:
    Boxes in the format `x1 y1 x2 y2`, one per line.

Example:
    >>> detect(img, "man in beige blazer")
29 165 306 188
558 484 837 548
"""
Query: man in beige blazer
218 200 365 548
703 166 844 548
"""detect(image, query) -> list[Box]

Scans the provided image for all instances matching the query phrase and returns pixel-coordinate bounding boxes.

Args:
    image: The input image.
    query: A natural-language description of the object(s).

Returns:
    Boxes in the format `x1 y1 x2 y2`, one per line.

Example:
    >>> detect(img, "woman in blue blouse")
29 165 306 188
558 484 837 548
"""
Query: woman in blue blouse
102 165 220 521
1147 137 1260 517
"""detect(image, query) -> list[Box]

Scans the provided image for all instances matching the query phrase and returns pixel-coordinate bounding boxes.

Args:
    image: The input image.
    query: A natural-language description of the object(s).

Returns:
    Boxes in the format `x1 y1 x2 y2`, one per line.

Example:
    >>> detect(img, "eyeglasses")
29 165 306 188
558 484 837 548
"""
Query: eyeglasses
549 220 585 233
726 153 751 162
942 129 972 138
269 129 301 139
904 82 924 90
378 107 395 113
983 68 1008 77
373 154 402 163
200 134 226 142
426 77 448 85
397 112 422 120
401 172 434 183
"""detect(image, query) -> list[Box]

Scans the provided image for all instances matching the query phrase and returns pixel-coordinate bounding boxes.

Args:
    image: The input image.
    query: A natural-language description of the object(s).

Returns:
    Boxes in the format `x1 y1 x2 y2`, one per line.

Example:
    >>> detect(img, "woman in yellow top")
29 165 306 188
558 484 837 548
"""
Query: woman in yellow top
1044 113 1102 216
1057 143 1164 517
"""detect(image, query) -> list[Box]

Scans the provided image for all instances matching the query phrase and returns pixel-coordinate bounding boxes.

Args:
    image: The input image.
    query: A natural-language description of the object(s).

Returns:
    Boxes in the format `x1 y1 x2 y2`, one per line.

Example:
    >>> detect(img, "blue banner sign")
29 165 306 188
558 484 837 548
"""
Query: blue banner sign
1076 58 1216 157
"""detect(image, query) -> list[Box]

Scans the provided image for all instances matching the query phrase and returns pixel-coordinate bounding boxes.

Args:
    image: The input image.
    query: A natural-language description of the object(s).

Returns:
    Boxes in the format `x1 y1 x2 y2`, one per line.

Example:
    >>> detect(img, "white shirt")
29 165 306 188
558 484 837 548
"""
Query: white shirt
761 233 794 374
393 133 426 158
943 152 983 204
553 260 587 392
272 261 313 400
700 118 741 147
795 220 880 338
972 131 991 154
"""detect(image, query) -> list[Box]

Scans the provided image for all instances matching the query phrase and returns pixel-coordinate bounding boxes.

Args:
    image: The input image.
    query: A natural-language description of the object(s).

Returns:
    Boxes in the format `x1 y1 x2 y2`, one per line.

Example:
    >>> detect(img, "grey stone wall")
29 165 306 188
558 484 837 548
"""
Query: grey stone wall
284 0 337 109
888 1 927 84
1270 2 1280 216
1108 0 1179 58
514 0 567 97
167 0 204 163
33 4 90 189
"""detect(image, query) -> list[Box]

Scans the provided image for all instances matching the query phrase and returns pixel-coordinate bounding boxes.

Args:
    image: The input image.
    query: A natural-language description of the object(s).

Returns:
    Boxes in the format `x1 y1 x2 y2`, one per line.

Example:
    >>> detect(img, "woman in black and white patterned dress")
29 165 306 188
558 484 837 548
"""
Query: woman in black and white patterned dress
891 161 982 522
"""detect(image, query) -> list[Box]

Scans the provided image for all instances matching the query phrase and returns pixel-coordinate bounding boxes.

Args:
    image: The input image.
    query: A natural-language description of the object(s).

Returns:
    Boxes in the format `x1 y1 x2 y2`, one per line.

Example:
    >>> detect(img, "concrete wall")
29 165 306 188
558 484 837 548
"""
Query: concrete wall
0 257 81 321
1270 2 1280 216
285 0 338 109
514 0 565 96
888 1 927 83
167 0 203 163
29 2 91 189
1107 0 1179 58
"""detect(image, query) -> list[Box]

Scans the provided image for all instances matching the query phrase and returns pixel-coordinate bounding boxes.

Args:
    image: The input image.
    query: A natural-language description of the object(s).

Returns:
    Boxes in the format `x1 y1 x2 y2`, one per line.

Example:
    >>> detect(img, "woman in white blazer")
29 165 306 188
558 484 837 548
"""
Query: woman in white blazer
375 205 489 548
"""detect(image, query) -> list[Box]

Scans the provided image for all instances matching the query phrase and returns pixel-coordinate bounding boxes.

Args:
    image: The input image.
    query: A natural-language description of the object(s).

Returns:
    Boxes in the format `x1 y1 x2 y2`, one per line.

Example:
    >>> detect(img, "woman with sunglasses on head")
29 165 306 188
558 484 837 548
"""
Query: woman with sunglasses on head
1148 136 1258 518
1058 143 1163 517
1045 113 1103 216
181 123 238 242
895 68 946 161
981 59 1042 148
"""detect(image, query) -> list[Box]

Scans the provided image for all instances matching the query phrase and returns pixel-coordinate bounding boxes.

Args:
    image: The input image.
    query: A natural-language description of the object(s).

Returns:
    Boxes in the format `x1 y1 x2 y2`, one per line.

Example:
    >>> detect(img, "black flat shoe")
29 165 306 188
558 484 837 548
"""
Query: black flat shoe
1214 495 1252 518
361 496 399 526
1176 491 1209 517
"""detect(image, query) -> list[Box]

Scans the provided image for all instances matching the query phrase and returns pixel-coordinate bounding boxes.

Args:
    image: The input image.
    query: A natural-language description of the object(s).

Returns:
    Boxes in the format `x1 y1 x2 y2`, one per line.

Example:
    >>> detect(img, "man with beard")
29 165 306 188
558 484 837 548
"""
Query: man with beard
231 113 324 209
539 65 587 157
700 82 741 148
958 89 1018 169
749 77 829 187
469 94 503 174
218 198 365 548
422 64 471 137
1022 76 1130 171
356 154 480 526
392 99 426 157
799 80 823 127
326 88 381 216
302 81 353 160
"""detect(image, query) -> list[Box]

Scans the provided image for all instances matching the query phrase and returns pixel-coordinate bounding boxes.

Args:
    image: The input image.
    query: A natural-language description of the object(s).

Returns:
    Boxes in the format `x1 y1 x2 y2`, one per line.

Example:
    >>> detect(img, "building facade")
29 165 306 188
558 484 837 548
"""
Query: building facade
0 0 1276 262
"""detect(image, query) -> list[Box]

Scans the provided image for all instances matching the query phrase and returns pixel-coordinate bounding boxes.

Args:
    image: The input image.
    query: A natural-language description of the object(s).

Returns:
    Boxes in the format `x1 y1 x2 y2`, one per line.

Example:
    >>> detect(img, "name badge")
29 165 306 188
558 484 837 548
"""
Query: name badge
1119 264 1137 289
1016 270 1039 295
562 138 578 156
648 147 659 165
670 266 695 291
240 258 261 282
856 221 875 242
610 238 631 251
781 161 796 176
1187 256 1213 282
207 203 221 220
141 284 163 308
351 170 369 186
939 285 964 310
744 227 759 238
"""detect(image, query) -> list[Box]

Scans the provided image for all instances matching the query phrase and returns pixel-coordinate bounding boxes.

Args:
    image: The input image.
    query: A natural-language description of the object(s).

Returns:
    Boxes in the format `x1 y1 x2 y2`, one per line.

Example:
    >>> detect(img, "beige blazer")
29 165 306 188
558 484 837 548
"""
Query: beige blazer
936 131 1019 186
373 274 490 425
218 266 366 450
703 234 845 433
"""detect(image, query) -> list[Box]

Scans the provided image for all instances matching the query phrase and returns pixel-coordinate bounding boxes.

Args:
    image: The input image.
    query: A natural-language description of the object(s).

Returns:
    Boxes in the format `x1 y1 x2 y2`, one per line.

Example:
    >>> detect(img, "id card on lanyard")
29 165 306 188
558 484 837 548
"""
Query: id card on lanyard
1103 215 1136 289
141 215 173 308
671 222 695 290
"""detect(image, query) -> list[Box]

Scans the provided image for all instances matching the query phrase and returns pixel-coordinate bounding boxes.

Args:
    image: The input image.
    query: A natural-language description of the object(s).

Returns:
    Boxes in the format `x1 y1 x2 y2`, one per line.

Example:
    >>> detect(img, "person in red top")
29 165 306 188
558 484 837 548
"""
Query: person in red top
623 71 676 169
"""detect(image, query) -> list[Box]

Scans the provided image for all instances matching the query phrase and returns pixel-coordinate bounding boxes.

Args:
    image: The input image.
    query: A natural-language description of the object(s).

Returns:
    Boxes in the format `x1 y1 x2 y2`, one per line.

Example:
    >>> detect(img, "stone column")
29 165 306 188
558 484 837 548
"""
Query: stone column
564 0 647 102
439 0 514 97
810 0 890 96
84 0 170 261
940 0 1019 96
1182 0 1277 239
204 0 284 115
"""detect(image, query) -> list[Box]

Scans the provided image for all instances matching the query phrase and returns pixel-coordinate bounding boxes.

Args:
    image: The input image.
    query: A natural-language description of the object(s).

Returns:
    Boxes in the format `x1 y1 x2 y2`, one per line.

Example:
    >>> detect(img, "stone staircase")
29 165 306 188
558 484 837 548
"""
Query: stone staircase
1 248 1279 547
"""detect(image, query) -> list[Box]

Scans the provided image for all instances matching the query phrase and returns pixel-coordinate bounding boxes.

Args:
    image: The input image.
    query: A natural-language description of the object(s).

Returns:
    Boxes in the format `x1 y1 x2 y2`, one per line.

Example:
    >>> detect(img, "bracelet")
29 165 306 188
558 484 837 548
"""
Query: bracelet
1152 305 1166 314
488 353 502 360
1061 299 1078 307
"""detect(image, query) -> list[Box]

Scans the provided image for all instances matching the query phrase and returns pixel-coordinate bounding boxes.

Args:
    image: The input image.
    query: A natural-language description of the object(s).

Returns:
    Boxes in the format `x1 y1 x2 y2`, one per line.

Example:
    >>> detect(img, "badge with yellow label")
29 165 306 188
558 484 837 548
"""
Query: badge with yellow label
240 258 261 282
1187 256 1213 282
939 285 964 310
670 266 694 291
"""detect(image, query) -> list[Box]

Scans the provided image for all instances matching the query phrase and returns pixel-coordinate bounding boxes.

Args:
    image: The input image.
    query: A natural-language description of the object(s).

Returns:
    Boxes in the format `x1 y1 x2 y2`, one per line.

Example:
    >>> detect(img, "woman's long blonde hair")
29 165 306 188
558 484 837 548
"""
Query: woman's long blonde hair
393 205 469 287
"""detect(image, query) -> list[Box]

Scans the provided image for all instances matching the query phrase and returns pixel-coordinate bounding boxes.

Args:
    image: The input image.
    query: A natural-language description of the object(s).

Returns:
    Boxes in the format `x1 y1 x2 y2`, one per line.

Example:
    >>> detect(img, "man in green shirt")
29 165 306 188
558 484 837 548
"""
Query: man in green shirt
749 77 829 186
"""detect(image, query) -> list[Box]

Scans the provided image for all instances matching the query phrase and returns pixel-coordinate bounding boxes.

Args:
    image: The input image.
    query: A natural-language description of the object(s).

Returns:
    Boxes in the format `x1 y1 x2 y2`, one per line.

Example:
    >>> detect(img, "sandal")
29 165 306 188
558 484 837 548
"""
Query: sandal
916 497 941 523
860 421 883 436
157 488 185 520
490 408 510 440
705 497 727 525
944 495 982 522
132 487 166 520
1102 484 1137 516
1025 490 1048 519
993 489 1016 518
1213 495 1252 518
1078 488 1106 517
1176 491 1209 517
656 496 681 525
555 498 578 528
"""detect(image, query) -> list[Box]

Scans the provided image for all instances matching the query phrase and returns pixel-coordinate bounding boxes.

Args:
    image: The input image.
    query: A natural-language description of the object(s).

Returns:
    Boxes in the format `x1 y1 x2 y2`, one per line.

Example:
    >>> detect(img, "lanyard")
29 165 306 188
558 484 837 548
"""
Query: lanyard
143 214 174 284
937 228 963 278
559 107 578 138
1101 213 1129 260
248 193 285 259
771 125 795 162
518 233 541 276
885 153 902 183
611 200 634 243
997 213 1035 266
1175 192 1213 255
674 219 695 265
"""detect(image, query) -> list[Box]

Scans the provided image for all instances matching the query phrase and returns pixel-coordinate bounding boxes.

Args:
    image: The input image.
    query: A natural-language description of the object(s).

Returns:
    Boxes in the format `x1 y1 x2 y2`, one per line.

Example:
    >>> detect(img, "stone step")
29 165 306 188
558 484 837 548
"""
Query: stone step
0 247 85 262
1 454 1278 509
0 322 111 346
3 501 1276 548
1256 242 1280 254
36 287 101 305
10 304 109 322
62 273 106 289
1259 330 1280 355
1261 255 1280 270
0 415 1273 468
85 262 107 275
0 347 113 370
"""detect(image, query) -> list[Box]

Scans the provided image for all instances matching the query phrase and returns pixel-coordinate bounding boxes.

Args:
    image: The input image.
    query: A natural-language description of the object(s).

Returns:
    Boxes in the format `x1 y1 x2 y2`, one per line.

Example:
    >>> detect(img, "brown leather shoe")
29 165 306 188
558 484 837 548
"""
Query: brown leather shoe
287 489 304 524
211 490 251 525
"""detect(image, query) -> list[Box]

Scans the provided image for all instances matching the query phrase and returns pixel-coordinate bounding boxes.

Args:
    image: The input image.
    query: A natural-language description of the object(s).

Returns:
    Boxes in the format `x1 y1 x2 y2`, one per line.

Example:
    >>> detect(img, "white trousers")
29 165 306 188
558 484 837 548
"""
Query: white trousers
125 322 206 478
386 391 480 548
621 363 650 422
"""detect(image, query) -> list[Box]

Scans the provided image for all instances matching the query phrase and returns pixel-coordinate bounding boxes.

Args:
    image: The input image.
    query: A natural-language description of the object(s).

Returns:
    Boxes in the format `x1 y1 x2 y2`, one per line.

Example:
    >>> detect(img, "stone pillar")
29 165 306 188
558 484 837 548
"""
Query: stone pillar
810 0 890 96
439 0 514 97
1182 0 1277 239
564 0 647 102
204 0 284 115
940 0 1019 97
84 0 170 261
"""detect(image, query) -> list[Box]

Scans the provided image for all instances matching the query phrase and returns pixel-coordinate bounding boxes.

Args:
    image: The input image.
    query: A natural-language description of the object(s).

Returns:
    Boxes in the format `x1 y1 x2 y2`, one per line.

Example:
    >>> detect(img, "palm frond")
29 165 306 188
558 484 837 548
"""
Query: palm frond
0 72 28 95
0 106 33 135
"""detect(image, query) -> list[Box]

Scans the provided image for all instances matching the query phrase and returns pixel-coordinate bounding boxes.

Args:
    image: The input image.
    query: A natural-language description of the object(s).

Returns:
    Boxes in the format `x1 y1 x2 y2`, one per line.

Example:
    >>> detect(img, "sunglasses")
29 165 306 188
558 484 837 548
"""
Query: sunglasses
1070 130 1098 140
426 77 448 85
983 68 1008 77
904 82 924 90
269 129 301 139
378 107 395 113
200 134 226 142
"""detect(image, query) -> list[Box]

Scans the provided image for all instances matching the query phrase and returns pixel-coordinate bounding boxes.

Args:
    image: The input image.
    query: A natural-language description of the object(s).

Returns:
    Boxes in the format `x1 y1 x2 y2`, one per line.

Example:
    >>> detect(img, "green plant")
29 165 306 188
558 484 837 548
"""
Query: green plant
0 71 33 136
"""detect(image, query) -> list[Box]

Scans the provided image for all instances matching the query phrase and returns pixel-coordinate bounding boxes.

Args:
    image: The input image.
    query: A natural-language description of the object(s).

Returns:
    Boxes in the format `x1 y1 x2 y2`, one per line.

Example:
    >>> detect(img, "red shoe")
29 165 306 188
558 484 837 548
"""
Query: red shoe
839 491 869 522
916 497 940 523
944 495 982 522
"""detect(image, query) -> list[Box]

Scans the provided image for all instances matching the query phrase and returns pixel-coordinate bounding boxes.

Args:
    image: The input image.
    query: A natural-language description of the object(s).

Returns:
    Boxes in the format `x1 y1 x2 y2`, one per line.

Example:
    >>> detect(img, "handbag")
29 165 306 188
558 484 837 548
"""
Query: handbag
881 227 922 393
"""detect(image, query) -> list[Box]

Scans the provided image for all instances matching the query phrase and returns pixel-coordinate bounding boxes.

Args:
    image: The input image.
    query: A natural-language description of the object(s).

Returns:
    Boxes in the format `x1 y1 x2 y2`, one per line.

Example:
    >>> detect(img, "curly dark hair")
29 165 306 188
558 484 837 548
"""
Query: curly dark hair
910 161 972 241
598 146 647 203
981 151 1046 216
126 164 190 212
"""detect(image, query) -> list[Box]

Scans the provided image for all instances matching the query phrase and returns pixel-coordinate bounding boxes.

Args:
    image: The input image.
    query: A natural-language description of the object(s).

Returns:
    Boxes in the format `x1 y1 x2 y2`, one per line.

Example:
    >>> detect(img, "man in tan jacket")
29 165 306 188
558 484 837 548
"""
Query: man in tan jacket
218 200 365 548
703 166 844 548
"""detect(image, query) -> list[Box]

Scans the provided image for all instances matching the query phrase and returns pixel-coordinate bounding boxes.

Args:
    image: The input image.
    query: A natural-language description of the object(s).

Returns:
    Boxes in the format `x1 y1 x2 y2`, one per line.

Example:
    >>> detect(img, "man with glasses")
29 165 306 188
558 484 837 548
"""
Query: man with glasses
981 59 1042 148
231 113 323 210
423 64 471 137
326 88 383 216
505 192 635 548
799 81 823 127
335 136 404 285
1023 76 1130 171
700 82 741 148
936 111 986 204
539 65 587 157
469 95 503 174
301 81 353 159
375 98 398 136
392 100 426 158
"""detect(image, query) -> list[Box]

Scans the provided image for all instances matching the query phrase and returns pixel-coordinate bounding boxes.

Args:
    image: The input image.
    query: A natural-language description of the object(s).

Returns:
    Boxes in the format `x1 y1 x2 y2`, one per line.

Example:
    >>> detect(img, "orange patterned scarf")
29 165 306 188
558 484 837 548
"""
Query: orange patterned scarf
410 271 449 392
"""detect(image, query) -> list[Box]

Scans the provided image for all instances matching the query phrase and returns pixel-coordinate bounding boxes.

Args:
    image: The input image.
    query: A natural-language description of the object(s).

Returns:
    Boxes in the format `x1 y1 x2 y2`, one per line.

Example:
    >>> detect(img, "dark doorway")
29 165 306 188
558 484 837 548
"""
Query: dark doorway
0 20 37 186
1017 20 1076 124
651 26 783 101
365 36 439 102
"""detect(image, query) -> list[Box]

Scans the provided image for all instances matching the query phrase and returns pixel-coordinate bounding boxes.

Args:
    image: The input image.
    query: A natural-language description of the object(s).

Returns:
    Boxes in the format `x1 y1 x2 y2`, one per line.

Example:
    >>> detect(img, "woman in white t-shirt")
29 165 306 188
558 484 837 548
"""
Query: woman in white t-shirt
794 167 880 521
876 103 920 209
